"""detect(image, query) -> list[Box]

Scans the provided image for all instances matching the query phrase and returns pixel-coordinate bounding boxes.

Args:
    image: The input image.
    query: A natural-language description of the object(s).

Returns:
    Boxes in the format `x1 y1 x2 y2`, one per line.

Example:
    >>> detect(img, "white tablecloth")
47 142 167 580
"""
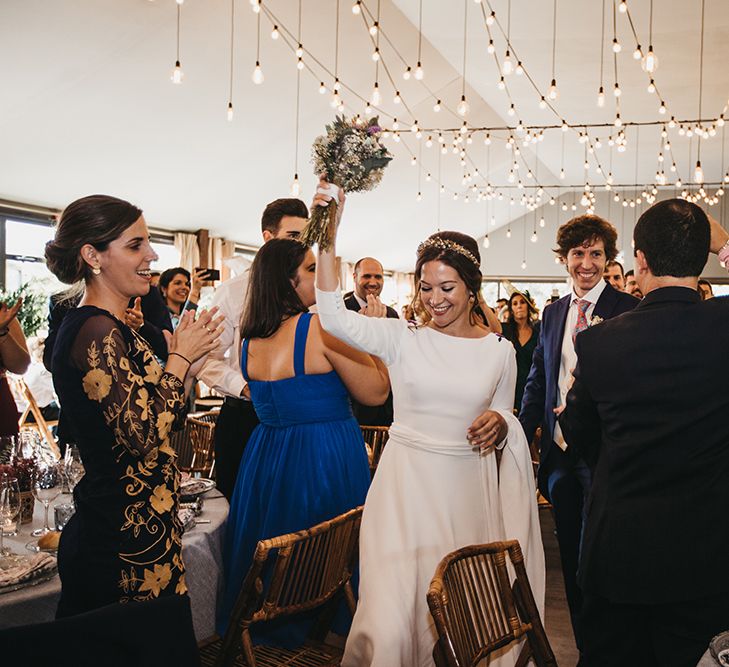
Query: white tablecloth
0 491 228 640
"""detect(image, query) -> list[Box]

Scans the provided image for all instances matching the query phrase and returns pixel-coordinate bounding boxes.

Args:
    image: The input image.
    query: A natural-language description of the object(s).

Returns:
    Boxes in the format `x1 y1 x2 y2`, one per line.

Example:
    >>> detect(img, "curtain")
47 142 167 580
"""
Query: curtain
174 232 199 273
393 271 415 309
338 259 355 293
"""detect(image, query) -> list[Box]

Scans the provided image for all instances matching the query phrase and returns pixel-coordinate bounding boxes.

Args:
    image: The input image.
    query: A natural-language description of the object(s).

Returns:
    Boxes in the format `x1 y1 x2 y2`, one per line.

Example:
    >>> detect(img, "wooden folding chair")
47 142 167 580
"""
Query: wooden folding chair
198 506 363 667
359 425 389 477
14 378 61 460
170 410 219 476
427 540 557 667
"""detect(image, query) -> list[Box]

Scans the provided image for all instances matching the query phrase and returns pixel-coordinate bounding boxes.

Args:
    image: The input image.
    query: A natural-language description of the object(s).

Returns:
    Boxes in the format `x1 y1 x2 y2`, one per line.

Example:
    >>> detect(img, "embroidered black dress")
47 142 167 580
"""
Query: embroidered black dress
52 306 187 617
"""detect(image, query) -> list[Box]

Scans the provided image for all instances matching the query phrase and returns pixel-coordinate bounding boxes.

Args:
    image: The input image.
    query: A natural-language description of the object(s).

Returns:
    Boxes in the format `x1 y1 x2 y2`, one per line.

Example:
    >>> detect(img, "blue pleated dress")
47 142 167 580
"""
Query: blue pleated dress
217 313 371 645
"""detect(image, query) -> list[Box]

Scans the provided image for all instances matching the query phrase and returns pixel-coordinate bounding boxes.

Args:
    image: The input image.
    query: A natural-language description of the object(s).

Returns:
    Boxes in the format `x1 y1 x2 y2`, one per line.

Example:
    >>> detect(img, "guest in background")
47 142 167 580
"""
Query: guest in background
218 239 388 645
624 269 644 299
501 290 540 411
519 214 639 655
560 201 729 667
23 338 59 422
0 299 30 436
199 198 309 501
496 297 509 322
159 267 207 328
150 270 161 287
45 194 222 617
698 278 714 300
603 259 625 291
343 256 397 427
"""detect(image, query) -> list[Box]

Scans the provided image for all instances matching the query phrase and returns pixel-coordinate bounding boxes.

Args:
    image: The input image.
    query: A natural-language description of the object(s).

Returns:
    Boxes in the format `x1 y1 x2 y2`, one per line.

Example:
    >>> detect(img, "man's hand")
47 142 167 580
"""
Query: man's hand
124 297 144 331
707 213 729 254
361 294 388 318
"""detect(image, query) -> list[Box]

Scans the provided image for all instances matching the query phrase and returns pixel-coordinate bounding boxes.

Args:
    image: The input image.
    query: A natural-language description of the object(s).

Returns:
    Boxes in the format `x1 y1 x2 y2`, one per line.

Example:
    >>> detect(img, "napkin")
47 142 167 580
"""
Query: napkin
0 552 56 588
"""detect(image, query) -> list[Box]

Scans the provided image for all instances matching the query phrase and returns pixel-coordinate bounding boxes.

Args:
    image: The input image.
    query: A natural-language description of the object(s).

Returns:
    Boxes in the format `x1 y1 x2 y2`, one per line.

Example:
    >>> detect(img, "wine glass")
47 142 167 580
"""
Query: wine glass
64 445 85 496
0 474 21 561
18 429 41 461
31 463 61 537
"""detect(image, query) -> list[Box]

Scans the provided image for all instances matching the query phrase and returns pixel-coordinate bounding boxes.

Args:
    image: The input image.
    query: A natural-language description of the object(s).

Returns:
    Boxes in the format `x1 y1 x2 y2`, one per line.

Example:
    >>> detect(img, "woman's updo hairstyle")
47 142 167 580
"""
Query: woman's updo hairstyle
414 230 485 323
45 195 143 285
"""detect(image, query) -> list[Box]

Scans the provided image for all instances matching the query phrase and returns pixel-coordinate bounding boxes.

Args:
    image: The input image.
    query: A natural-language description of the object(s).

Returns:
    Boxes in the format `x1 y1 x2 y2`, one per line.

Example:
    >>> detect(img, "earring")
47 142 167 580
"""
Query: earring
92 266 101 275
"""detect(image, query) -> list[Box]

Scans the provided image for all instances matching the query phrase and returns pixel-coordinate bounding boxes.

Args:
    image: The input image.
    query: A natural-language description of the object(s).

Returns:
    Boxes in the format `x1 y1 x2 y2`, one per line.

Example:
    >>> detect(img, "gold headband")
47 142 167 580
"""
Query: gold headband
417 237 480 268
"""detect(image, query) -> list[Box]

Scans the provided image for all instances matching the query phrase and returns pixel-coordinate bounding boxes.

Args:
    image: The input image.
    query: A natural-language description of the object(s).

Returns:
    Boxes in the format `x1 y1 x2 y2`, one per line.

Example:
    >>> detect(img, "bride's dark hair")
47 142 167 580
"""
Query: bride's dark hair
240 238 309 340
414 230 485 323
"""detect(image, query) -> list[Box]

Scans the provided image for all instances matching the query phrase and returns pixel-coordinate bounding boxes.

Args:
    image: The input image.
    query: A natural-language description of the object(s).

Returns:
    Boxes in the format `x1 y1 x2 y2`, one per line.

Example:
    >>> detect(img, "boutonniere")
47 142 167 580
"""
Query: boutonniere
589 315 603 327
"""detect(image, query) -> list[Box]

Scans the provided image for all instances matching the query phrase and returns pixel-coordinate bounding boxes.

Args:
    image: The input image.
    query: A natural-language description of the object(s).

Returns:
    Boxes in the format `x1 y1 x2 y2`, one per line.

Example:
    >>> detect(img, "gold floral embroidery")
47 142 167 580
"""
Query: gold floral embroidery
144 361 162 383
156 411 175 441
138 563 172 597
150 484 174 514
175 573 188 595
82 368 112 402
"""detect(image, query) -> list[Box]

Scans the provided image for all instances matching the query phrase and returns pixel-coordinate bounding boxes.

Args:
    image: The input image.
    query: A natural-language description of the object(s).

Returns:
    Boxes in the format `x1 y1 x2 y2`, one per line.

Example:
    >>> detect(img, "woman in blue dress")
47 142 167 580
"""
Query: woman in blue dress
218 238 389 644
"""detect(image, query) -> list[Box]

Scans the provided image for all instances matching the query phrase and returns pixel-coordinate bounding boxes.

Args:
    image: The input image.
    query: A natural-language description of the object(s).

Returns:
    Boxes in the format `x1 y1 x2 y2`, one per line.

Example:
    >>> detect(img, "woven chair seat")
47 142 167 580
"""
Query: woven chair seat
199 637 342 666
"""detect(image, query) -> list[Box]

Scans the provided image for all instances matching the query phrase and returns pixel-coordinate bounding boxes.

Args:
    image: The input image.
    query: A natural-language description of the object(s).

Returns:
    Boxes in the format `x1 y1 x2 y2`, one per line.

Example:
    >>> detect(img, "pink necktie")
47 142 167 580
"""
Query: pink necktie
572 299 591 344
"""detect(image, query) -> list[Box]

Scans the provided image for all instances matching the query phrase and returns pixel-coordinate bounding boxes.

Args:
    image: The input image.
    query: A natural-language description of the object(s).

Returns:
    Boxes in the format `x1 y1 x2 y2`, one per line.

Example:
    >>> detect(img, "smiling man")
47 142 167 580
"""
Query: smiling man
519 214 638 658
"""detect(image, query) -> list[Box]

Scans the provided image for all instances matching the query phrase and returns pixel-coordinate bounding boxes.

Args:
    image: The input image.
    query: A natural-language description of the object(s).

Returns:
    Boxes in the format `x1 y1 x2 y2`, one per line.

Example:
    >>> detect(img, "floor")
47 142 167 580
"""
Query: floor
540 508 580 666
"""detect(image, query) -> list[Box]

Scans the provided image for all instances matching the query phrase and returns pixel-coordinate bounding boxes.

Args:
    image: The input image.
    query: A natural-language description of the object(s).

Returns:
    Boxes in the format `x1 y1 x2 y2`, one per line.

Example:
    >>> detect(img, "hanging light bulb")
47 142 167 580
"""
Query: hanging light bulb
411 120 419 133
521 259 527 269
296 43 304 58
271 25 280 40
614 113 622 127
502 50 513 75
694 160 704 183
392 118 399 130
561 120 569 131
433 99 441 112
641 46 659 73
371 83 381 105
718 115 726 127
614 82 622 97
597 86 605 107
548 78 558 100
352 0 361 14
426 136 433 148
251 0 260 12
539 217 545 227
484 133 491 145
365 102 372 115
506 228 512 238
612 38 621 53
403 66 412 80
618 1 627 13
515 61 524 75
319 81 327 94
658 101 667 114
297 57 304 70
291 173 300 196
647 79 656 94
539 96 547 109
176 0 185 4
414 61 424 79
531 230 538 243
393 91 402 105
487 39 495 54
497 77 506 90
507 103 516 116
369 21 379 36
486 10 496 25
457 95 470 116
330 92 340 108
483 235 490 249
460 120 468 134
633 44 643 60
559 168 565 180
372 47 380 61
252 60 264 84
410 155 417 166
226 102 234 121
171 60 184 84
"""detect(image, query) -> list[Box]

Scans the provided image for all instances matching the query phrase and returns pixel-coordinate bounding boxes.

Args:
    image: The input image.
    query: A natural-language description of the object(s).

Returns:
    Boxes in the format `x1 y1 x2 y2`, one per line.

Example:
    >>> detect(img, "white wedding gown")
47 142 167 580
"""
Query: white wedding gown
316 288 545 667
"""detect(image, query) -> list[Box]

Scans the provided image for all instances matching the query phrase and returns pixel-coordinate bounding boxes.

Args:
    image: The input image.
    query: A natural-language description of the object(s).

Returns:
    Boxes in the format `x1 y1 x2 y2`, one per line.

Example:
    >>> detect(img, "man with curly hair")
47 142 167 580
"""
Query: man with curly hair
519 214 639 656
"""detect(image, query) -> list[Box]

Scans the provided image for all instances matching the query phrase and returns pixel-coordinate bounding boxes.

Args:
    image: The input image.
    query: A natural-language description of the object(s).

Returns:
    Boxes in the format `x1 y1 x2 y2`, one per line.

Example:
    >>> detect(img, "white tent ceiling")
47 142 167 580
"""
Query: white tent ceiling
2 0 728 272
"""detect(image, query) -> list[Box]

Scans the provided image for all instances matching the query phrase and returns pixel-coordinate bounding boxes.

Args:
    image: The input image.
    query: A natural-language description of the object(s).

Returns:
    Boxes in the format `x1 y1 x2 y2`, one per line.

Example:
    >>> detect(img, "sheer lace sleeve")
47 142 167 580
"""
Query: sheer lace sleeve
71 314 186 459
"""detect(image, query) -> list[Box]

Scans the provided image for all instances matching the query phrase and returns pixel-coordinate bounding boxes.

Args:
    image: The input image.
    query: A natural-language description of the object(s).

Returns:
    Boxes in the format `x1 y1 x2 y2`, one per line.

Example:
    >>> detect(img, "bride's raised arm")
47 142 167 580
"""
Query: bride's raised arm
314 175 404 367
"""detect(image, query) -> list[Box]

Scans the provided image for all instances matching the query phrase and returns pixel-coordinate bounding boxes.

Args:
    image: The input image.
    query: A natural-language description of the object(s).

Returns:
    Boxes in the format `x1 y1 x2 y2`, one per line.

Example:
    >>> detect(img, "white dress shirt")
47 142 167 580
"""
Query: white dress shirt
198 271 249 398
553 279 607 450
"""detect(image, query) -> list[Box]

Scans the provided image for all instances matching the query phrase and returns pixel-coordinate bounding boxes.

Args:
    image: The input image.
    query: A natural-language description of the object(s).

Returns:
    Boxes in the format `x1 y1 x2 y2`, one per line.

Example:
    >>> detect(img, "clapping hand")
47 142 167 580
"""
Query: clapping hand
361 294 388 318
467 410 507 452
124 297 144 331
0 299 22 332
170 307 225 374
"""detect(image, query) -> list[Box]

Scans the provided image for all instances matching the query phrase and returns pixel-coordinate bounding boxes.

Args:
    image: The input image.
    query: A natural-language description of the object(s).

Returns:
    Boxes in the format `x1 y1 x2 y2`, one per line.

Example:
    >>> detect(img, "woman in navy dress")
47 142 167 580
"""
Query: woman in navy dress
218 239 389 645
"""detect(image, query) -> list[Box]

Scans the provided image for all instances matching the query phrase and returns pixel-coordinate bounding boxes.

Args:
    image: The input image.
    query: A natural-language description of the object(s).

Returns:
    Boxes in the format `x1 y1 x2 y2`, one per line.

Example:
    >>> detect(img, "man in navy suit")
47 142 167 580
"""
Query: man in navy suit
559 201 729 666
519 215 639 652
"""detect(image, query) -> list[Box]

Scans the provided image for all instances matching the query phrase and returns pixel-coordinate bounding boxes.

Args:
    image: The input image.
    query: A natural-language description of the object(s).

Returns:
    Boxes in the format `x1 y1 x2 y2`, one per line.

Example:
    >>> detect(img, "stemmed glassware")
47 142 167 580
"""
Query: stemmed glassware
64 445 85 496
31 463 61 537
0 474 21 564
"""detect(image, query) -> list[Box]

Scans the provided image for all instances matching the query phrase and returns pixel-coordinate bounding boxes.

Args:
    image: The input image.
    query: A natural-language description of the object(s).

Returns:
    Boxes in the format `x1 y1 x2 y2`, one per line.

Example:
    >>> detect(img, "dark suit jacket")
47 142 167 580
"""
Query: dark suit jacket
519 284 638 492
559 287 729 605
342 291 397 426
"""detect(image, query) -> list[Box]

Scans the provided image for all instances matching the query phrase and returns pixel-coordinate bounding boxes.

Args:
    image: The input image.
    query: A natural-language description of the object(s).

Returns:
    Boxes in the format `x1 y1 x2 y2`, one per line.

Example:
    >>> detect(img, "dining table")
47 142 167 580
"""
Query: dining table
0 489 228 641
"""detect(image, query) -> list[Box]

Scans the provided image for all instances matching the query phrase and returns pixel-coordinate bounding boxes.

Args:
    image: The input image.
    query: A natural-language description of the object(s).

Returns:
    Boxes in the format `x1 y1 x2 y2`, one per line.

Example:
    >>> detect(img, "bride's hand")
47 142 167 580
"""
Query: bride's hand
312 173 346 228
467 410 507 451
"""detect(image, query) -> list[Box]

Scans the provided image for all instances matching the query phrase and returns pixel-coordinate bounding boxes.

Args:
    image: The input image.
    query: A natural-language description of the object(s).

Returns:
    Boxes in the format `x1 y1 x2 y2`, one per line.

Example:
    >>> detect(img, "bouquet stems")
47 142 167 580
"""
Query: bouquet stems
300 198 339 250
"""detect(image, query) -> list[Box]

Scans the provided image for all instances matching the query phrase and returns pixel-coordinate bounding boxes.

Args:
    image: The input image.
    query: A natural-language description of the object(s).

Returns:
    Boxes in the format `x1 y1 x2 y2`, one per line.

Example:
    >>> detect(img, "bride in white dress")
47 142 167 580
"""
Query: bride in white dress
313 180 545 667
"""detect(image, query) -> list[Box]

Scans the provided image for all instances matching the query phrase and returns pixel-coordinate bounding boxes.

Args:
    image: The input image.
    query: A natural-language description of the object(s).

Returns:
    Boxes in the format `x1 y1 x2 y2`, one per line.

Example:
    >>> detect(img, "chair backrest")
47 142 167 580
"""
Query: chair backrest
427 540 556 667
170 410 219 475
216 506 363 667
14 378 61 460
359 425 389 476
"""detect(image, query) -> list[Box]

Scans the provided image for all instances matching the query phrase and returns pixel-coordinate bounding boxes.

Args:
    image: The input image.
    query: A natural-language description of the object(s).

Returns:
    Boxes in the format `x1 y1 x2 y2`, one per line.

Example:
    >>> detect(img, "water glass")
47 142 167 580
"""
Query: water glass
0 474 21 559
31 463 61 537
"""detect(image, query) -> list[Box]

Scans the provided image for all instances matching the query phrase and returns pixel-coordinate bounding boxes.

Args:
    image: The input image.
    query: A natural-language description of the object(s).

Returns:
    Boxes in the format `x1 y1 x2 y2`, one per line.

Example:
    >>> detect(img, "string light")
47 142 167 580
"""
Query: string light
641 0 659 73
171 4 183 84
271 25 279 39
352 1 361 15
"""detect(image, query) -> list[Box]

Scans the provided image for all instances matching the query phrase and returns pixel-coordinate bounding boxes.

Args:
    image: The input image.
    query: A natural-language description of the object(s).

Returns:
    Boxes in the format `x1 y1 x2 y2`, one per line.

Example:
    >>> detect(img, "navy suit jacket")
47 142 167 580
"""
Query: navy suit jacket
518 283 638 492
